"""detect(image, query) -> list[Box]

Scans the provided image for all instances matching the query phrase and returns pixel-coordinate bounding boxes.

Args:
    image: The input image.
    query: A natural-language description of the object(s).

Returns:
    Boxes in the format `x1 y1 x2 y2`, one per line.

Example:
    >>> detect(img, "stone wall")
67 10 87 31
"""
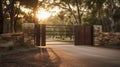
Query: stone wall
0 33 24 47
94 25 102 46
94 25 120 48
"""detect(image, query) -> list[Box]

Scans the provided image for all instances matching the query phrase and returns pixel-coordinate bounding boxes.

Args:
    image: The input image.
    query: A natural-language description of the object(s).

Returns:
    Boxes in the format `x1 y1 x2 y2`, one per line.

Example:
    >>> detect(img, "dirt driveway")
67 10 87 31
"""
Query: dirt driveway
1 45 120 67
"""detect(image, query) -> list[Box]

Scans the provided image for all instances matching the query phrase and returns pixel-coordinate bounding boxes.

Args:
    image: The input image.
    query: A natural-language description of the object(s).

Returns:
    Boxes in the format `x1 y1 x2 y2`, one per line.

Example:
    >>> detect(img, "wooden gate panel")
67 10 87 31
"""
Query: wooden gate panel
74 25 93 45
79 26 85 45
34 24 40 46
85 26 93 45
74 25 79 45
34 24 46 46
41 24 46 46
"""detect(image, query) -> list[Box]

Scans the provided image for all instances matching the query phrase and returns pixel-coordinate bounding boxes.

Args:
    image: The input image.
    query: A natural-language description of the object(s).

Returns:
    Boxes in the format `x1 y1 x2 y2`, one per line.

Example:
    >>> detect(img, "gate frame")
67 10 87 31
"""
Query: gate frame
35 24 94 46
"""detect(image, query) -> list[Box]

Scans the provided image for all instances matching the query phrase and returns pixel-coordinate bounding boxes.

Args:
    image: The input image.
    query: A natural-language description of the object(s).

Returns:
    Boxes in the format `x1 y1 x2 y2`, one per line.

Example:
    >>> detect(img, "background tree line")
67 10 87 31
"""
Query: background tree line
0 0 120 34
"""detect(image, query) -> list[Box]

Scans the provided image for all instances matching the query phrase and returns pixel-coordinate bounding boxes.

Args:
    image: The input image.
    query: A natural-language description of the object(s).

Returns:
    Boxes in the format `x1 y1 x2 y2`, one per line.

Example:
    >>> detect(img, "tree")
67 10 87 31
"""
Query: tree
0 0 4 34
9 0 15 33
107 0 119 32
0 0 16 34
1 0 39 33
84 0 120 32
20 0 38 23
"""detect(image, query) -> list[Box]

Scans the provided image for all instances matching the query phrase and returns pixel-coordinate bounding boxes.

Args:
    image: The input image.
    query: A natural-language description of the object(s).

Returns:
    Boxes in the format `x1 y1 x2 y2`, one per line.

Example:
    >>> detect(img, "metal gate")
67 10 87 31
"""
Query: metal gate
34 24 93 46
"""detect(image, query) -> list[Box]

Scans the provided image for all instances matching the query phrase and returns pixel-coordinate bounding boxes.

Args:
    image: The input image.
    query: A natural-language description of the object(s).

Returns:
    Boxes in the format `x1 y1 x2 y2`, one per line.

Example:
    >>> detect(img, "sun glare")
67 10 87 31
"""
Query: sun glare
36 7 61 21
20 6 61 21
20 7 32 13
36 9 51 20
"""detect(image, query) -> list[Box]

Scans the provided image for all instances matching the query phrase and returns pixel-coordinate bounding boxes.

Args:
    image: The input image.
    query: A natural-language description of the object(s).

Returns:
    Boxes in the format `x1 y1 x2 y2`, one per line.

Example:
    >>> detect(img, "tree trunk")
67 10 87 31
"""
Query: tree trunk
109 0 116 32
14 12 19 32
14 18 17 32
0 17 4 34
109 17 115 32
66 0 78 24
0 0 4 34
9 5 15 33
76 0 81 25
33 0 38 24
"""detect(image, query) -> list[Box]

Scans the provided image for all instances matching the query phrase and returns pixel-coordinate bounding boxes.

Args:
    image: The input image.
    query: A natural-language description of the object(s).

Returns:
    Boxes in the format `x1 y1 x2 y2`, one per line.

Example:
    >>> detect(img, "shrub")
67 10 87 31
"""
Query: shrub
109 41 120 48
99 40 106 46
21 42 30 48
0 39 7 43
7 45 14 51
20 42 34 48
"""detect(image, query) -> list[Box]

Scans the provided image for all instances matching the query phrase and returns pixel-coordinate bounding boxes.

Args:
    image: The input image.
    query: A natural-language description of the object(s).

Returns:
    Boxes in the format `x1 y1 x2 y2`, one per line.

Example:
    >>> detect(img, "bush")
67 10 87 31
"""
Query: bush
21 42 30 48
0 39 8 43
20 42 34 48
99 40 106 46
7 45 14 51
109 41 120 48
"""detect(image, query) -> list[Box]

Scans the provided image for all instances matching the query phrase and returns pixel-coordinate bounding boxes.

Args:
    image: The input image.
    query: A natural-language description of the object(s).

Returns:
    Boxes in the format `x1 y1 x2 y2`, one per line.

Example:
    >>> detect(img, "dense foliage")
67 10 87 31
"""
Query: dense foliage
0 0 120 34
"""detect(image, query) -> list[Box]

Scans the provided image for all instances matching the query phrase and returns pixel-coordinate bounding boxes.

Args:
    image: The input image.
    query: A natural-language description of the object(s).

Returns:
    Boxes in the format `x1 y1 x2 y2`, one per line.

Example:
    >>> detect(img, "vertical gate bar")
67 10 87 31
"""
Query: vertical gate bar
79 25 85 45
84 26 87 45
77 25 79 45
35 24 40 46
89 26 93 45
41 24 46 46
78 25 81 45
85 26 88 45
88 26 92 45
74 25 77 45
74 25 79 45
85 26 94 45
91 26 94 46
83 26 85 45
34 24 36 46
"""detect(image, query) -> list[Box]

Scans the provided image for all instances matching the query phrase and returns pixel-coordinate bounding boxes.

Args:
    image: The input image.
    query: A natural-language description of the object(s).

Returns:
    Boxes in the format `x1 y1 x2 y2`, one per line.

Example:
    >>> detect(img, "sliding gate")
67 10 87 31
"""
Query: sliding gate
34 24 93 46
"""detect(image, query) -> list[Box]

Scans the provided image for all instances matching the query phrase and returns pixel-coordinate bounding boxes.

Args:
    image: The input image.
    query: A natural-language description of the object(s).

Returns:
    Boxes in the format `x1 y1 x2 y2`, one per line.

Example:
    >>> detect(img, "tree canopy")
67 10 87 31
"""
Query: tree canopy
0 0 120 34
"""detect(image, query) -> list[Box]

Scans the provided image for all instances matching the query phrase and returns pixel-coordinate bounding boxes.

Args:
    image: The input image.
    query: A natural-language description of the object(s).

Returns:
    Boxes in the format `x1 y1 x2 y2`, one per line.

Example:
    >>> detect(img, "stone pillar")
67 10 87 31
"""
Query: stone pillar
93 25 102 46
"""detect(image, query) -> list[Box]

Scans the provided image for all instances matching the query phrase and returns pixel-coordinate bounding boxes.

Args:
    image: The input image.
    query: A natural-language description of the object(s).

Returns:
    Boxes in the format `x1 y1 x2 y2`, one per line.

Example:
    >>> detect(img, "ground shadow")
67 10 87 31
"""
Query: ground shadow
0 47 61 67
